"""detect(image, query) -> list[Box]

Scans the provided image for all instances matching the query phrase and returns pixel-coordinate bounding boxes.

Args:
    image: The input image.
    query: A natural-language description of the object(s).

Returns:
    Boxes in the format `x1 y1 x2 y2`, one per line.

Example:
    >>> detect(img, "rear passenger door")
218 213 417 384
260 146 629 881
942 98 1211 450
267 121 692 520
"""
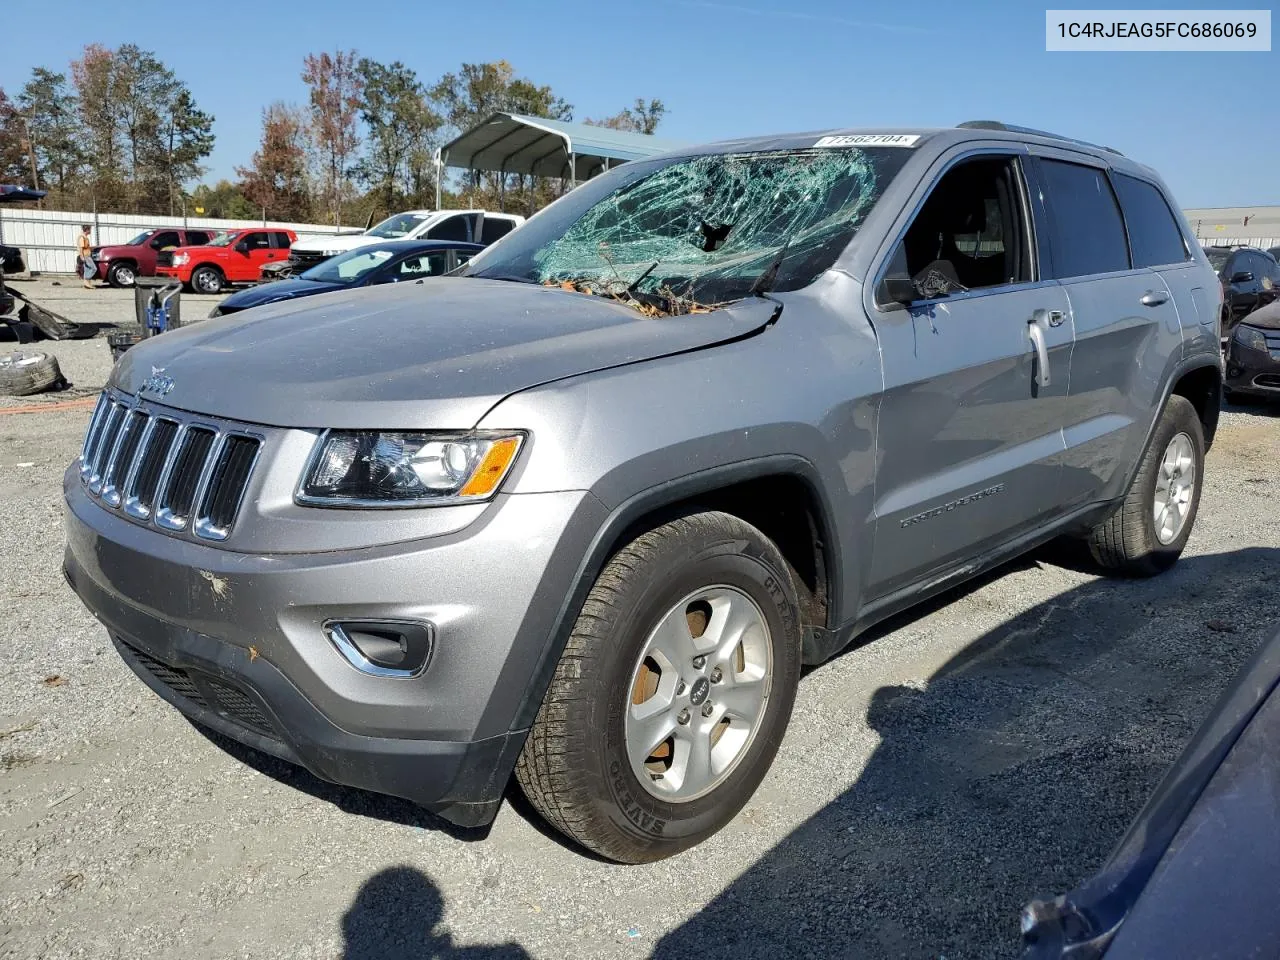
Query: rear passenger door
866 150 1074 599
1032 153 1184 508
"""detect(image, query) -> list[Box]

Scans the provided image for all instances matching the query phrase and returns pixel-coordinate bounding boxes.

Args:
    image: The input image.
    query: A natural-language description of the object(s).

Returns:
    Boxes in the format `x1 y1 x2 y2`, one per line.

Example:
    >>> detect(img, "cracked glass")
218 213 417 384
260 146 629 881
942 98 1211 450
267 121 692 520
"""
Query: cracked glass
464 146 913 313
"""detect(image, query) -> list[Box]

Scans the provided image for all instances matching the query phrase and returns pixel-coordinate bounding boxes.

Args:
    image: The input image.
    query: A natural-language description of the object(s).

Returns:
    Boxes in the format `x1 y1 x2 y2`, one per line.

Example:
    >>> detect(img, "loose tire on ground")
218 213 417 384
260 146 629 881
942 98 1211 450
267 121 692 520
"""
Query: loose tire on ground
1087 394 1205 576
0 351 66 396
516 511 803 863
190 265 224 294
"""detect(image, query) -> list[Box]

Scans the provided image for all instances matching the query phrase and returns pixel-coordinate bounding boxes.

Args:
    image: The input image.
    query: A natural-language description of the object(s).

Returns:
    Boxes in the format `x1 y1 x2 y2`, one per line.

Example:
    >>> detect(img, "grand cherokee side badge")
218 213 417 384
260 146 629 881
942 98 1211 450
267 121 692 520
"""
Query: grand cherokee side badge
900 483 1006 528
141 366 175 398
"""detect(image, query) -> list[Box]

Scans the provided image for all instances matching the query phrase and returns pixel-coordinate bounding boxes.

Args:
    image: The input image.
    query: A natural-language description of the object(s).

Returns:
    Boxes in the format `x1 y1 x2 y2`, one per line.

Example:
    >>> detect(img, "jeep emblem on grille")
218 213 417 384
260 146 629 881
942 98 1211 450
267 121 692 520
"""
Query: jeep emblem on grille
141 366 175 398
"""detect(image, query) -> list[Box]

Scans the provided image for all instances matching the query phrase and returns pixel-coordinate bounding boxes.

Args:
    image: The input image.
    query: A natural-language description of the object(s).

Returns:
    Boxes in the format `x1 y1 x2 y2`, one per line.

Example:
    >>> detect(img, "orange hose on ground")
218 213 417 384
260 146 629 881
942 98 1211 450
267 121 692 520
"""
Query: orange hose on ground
0 396 97 415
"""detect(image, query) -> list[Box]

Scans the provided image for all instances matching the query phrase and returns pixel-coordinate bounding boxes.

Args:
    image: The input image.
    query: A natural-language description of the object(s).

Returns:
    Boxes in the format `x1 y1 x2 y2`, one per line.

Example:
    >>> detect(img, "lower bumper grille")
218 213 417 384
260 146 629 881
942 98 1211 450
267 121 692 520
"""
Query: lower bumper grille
117 637 278 740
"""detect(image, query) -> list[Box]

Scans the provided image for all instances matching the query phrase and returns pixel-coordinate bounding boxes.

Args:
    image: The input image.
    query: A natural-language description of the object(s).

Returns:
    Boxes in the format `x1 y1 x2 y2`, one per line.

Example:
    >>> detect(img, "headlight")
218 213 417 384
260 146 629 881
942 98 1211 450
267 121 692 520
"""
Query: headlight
1234 324 1268 352
173 253 190 266
297 431 525 506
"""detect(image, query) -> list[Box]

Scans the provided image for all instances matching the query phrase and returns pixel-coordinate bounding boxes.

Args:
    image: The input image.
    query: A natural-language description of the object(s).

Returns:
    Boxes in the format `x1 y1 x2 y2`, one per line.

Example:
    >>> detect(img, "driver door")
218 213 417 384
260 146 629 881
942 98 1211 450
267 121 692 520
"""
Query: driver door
865 151 1074 600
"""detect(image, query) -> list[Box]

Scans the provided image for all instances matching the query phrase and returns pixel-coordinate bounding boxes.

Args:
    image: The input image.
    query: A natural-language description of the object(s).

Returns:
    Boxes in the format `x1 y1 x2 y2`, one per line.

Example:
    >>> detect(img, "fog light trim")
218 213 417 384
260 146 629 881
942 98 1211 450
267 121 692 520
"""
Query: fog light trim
324 619 434 679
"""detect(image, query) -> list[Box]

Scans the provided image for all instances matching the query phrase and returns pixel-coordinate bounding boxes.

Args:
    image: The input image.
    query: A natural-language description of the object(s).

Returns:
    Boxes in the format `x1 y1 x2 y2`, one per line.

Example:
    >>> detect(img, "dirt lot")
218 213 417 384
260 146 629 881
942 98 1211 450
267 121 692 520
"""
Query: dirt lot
2 278 1279 959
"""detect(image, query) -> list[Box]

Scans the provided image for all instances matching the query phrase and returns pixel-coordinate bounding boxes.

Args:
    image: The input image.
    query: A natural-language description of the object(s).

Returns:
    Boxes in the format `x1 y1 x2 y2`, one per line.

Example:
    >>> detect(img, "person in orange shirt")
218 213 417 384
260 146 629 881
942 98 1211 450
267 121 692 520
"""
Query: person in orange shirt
76 224 94 289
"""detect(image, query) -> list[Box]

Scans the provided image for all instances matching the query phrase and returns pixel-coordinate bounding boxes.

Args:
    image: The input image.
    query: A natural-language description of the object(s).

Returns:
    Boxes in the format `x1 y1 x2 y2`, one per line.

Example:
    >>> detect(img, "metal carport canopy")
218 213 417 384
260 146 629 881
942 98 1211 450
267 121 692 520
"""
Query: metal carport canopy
435 113 687 187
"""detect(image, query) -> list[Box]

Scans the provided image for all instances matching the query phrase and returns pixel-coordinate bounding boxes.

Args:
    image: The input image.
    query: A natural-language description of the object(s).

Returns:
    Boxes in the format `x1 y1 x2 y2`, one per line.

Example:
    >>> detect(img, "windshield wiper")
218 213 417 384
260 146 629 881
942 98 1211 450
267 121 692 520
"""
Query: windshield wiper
471 272 539 285
627 261 659 294
749 239 791 297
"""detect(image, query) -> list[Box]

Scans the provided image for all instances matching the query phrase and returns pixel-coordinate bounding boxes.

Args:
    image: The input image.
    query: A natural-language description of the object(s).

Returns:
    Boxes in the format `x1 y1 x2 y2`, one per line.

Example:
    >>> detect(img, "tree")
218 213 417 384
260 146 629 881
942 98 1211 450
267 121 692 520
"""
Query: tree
237 102 312 221
0 90 33 187
150 88 214 215
301 50 363 225
585 98 666 134
191 179 257 220
354 59 442 214
16 68 83 201
70 43 124 207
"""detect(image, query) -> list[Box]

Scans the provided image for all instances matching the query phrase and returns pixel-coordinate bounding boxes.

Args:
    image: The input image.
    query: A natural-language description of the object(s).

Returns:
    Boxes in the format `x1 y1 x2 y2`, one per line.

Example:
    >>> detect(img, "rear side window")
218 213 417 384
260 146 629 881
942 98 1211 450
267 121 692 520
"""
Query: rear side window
480 218 514 245
1039 159 1130 278
428 215 473 242
270 232 292 249
1112 174 1189 267
186 231 211 245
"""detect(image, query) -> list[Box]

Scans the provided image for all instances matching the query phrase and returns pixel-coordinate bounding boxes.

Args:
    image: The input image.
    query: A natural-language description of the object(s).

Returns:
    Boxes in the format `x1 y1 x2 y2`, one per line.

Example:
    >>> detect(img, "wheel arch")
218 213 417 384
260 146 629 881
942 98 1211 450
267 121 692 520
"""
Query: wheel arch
1170 361 1222 450
508 456 844 737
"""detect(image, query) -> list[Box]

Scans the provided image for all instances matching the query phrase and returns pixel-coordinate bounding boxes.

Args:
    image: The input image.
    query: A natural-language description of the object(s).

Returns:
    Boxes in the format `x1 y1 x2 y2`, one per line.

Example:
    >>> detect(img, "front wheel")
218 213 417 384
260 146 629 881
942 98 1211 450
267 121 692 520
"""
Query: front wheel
190 265 224 294
516 511 803 863
106 261 136 288
1086 394 1205 576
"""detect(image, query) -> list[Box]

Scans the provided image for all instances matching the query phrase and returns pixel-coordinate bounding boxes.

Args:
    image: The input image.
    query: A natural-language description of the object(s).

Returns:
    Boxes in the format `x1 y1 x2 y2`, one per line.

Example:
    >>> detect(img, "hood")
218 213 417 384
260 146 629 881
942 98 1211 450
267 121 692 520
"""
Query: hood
1240 299 1280 330
216 276 346 313
291 233 374 255
111 278 779 429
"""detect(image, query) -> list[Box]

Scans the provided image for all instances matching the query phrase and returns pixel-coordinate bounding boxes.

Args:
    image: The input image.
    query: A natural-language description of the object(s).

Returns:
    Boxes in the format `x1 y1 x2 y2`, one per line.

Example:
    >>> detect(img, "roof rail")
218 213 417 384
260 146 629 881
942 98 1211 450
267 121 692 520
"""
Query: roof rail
957 120 1125 157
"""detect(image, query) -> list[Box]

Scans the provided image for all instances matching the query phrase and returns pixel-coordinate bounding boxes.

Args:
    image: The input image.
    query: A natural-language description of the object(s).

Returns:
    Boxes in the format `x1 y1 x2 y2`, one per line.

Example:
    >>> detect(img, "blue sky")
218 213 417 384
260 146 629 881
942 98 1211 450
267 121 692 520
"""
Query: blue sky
1 0 1274 207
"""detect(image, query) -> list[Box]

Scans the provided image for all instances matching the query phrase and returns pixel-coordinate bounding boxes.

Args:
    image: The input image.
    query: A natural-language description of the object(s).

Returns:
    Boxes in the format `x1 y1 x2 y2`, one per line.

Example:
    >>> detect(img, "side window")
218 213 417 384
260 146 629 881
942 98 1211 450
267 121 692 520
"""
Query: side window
395 252 450 278
480 218 514 245
186 231 211 245
151 231 181 249
882 155 1030 301
1039 159 1130 278
269 232 292 249
427 215 473 242
1112 174 1189 267
240 232 271 250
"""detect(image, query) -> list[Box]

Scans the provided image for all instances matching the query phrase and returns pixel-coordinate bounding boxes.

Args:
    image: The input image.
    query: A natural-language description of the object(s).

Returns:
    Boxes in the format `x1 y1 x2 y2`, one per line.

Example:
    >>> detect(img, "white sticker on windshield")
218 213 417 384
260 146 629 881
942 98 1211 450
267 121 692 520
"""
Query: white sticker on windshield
813 134 921 148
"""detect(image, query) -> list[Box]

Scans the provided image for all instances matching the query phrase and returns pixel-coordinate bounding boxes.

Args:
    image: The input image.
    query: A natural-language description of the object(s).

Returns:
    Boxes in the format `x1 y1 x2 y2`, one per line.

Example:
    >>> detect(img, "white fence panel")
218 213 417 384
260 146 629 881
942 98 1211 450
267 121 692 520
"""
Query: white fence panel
0 207 355 274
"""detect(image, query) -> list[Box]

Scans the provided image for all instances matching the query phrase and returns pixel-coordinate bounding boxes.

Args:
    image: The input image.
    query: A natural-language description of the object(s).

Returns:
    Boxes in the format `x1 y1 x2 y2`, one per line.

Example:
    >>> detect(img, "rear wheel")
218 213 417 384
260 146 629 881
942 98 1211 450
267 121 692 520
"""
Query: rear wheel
107 261 136 288
190 265 224 294
516 511 803 863
1087 395 1204 576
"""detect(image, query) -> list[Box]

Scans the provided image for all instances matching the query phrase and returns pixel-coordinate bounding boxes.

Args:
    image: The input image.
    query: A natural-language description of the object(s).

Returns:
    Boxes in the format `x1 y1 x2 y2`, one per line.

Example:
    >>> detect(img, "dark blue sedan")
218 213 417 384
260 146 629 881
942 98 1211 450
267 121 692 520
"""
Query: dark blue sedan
208 240 483 317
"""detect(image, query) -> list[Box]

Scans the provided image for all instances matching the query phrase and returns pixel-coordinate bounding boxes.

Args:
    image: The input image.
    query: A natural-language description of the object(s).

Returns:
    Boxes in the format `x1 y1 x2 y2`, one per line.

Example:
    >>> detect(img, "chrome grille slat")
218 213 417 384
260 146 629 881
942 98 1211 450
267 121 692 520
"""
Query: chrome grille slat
77 391 261 541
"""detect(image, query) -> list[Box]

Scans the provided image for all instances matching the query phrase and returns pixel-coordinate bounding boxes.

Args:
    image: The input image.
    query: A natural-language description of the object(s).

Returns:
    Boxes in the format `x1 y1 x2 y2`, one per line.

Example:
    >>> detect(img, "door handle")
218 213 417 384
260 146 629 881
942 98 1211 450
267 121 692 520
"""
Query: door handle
1141 290 1170 307
1028 314 1051 388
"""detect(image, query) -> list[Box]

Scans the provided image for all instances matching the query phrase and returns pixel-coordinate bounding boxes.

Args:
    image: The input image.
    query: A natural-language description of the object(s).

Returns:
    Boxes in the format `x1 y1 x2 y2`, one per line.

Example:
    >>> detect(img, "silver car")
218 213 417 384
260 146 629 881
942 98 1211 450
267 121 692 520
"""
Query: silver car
64 122 1223 863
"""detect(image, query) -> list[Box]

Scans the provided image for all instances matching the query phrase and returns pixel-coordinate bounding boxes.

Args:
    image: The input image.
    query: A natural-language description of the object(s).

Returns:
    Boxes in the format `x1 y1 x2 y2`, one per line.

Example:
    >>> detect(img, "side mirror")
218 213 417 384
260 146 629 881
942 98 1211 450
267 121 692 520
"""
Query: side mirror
235 241 250 254
1231 270 1255 284
150 239 163 249
877 276 917 308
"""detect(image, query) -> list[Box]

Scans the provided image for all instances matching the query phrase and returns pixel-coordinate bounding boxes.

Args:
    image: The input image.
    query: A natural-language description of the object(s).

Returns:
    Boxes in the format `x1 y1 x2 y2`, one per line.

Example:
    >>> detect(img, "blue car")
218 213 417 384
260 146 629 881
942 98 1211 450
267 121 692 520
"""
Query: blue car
208 239 483 318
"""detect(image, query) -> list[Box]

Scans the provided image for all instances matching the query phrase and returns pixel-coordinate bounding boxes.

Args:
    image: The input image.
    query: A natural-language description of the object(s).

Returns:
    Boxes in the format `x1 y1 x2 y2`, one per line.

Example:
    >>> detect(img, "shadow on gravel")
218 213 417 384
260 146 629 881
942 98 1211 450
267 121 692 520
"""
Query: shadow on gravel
342 866 531 959
653 547 1280 960
190 725 491 843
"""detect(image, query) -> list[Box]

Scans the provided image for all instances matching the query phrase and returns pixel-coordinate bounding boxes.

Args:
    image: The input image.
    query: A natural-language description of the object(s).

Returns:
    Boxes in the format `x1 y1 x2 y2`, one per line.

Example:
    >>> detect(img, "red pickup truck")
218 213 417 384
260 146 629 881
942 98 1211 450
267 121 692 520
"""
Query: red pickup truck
92 228 214 288
156 227 297 293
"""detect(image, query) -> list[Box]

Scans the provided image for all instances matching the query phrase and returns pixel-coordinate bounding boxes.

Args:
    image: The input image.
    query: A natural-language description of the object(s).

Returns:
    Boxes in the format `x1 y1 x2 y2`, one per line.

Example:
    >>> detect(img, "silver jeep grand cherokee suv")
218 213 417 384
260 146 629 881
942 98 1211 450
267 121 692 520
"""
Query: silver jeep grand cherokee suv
64 122 1223 863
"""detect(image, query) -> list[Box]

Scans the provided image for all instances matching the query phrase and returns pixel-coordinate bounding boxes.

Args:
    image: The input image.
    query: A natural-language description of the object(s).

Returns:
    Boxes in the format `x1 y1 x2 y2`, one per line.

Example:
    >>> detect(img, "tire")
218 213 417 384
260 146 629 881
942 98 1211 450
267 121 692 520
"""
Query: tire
190 265 224 294
107 261 137 288
516 511 803 863
0 351 65 396
1087 395 1205 576
19 302 76 341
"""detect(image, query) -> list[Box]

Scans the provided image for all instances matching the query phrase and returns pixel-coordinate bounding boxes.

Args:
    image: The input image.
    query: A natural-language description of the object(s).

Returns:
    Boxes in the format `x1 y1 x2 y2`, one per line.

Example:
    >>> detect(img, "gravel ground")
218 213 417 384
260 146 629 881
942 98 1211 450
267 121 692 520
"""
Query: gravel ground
2 279 1279 959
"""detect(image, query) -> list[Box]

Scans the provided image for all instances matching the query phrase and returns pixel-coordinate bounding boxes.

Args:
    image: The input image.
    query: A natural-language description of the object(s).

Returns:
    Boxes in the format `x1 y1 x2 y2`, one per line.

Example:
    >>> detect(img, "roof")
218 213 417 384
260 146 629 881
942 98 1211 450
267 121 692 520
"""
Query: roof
436 113 688 180
0 185 47 205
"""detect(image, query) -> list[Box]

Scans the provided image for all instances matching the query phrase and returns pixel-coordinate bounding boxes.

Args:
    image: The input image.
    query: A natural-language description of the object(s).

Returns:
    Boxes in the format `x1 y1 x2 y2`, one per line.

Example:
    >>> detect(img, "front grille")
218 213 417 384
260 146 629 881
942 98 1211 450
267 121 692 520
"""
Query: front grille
288 251 328 271
1265 330 1280 361
1255 374 1280 389
79 392 261 541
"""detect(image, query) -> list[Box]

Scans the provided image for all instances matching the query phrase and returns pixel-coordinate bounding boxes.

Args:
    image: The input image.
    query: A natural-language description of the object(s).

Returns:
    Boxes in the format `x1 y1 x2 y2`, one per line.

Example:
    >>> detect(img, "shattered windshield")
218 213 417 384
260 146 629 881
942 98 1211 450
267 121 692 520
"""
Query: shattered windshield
463 147 911 313
368 213 432 239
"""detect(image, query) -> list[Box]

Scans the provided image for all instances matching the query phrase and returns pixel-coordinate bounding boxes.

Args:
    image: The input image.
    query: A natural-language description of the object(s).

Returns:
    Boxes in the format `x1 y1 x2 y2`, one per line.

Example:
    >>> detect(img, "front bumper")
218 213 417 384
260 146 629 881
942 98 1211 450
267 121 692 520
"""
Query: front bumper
63 472 605 825
155 266 188 283
1225 336 1280 398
